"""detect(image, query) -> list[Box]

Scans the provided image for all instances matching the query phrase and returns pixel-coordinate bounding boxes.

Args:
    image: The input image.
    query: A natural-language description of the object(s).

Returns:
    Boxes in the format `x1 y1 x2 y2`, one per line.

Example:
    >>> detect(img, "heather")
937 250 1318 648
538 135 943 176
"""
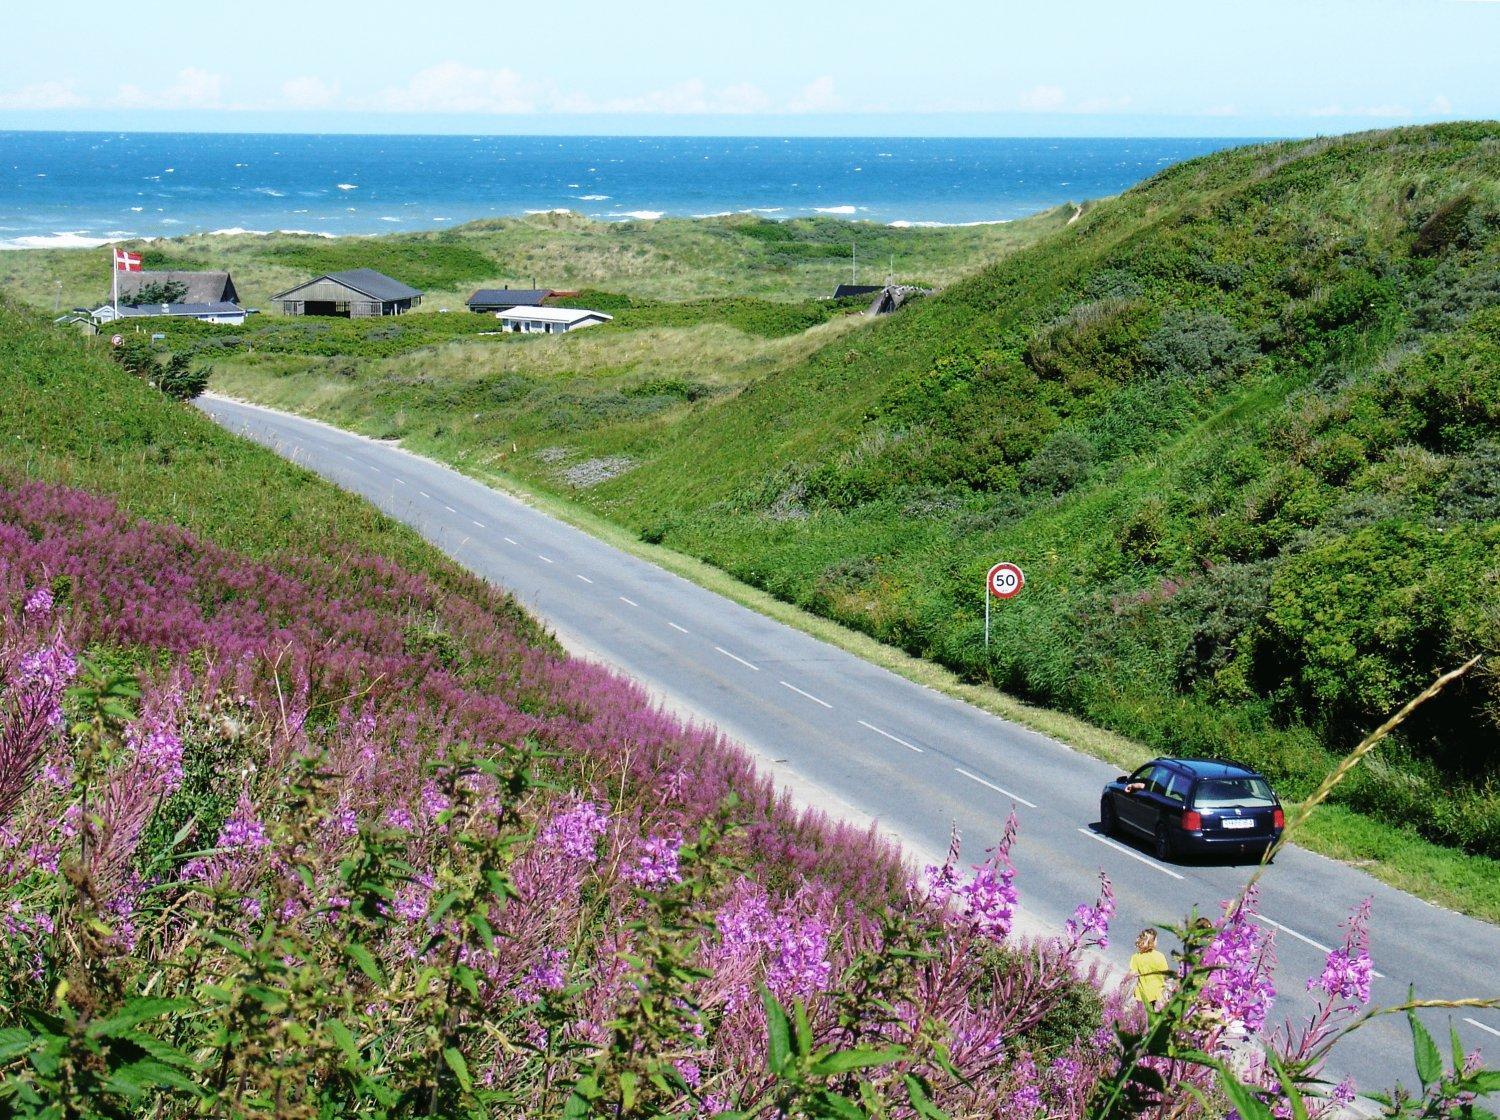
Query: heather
8 478 1491 1116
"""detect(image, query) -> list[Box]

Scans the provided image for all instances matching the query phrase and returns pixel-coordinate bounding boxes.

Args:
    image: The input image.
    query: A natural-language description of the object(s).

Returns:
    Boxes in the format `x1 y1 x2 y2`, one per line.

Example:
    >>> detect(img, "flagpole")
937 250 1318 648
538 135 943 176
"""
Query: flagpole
111 249 118 317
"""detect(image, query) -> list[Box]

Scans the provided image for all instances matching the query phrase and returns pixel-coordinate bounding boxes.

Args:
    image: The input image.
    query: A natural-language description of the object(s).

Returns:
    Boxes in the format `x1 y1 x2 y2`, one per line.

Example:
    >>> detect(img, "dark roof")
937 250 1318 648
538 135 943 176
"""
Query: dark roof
467 288 551 307
118 270 238 305
833 284 882 299
105 302 244 318
272 268 422 302
1155 757 1263 780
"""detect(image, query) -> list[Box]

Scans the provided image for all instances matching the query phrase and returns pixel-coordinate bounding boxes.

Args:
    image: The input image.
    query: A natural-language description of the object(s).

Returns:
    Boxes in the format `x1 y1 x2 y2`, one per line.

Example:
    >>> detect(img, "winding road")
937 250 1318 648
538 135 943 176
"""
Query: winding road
202 394 1499 1095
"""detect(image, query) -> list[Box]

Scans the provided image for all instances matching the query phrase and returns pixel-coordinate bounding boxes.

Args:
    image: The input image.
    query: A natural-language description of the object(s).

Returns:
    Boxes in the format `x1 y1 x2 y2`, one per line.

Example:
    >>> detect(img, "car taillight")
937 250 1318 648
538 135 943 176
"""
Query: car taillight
1181 810 1202 831
1273 808 1285 830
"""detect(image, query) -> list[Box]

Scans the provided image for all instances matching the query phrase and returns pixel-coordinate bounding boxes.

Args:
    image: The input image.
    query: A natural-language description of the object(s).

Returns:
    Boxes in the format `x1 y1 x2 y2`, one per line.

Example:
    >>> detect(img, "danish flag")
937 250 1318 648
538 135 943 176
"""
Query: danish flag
113 248 142 272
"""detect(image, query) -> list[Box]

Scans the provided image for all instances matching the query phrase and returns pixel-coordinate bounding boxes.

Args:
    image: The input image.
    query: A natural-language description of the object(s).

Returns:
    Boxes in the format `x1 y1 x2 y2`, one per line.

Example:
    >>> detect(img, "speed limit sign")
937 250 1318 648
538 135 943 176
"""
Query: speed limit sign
987 562 1024 599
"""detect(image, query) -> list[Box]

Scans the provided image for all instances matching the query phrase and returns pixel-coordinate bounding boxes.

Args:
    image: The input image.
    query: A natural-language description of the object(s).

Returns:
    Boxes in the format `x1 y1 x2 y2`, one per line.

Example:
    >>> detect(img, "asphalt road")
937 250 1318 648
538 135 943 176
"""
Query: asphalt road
202 394 1500 1094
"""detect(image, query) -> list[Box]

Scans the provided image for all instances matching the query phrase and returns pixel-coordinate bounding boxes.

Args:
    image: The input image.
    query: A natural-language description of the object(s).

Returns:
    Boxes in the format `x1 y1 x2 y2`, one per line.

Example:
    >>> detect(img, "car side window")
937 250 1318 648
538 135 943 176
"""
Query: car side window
1162 771 1186 802
1128 765 1154 785
1144 765 1172 795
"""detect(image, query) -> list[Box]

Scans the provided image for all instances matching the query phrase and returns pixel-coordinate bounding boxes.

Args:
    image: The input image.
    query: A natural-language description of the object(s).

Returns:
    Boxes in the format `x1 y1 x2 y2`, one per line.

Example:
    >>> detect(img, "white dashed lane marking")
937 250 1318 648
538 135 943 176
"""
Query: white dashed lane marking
1254 915 1386 977
472 520 485 529
954 766 1037 809
779 680 832 709
619 596 638 607
538 555 554 564
504 537 518 545
1465 1017 1500 1040
715 646 760 672
857 720 923 753
1076 828 1186 880
576 574 594 584
668 622 689 633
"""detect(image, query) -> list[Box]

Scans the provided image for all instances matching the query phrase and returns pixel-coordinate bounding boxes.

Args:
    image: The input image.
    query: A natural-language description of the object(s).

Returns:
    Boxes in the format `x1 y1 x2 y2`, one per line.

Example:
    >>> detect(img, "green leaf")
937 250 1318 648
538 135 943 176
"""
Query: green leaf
1465 1070 1500 1092
1216 1070 1274 1120
761 987 792 1075
326 1019 360 1061
87 997 193 1040
563 1074 599 1119
0 1027 35 1062
106 1059 207 1098
903 1074 950 1120
443 1046 473 1093
346 942 384 985
466 911 496 950
618 1071 638 1111
1409 1010 1442 1089
809 1047 906 1076
793 998 813 1060
807 1088 868 1119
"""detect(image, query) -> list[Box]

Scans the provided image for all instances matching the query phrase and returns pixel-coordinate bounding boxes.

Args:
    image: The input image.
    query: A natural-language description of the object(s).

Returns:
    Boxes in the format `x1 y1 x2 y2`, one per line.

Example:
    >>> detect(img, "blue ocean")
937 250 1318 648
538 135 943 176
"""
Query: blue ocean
0 132 1243 248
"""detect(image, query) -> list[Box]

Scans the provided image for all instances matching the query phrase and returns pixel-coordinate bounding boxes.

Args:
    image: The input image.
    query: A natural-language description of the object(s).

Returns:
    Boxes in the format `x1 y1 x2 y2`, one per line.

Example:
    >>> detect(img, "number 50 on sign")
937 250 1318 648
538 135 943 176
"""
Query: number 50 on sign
984 562 1024 649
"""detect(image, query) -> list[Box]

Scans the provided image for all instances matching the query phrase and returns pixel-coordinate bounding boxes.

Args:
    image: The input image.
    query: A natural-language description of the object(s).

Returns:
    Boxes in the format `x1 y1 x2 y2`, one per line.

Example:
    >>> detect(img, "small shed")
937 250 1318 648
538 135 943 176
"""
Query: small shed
467 288 552 313
272 269 422 317
117 270 240 306
93 302 248 326
497 306 612 334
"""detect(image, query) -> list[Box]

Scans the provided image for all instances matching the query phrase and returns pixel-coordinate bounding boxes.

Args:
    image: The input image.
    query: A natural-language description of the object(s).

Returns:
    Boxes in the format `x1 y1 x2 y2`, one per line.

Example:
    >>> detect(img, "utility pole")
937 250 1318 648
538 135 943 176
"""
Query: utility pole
851 240 857 285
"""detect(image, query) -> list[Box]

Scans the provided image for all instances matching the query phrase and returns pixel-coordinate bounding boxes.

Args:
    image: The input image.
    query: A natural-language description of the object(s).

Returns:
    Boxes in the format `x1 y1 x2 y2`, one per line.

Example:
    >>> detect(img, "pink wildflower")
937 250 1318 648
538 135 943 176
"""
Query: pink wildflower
624 834 682 888
1307 898 1373 1005
538 800 609 863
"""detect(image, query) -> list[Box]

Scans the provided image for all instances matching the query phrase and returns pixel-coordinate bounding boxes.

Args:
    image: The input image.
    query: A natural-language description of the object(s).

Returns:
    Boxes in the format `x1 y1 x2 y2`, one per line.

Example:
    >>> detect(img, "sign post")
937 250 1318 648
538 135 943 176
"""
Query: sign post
984 562 1025 650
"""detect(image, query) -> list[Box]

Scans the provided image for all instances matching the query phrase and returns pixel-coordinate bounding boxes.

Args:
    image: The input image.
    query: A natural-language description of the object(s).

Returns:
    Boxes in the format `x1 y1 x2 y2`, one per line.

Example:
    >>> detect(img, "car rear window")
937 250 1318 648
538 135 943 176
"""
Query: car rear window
1192 777 1275 808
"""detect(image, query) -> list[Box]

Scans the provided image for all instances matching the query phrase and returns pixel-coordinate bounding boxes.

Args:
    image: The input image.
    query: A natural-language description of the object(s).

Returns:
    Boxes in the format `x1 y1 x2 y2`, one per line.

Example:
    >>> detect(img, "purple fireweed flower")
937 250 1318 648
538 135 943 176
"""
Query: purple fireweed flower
383 806 416 832
1200 889 1277 1035
392 872 435 923
516 947 569 1003
1064 872 1116 951
766 914 832 998
538 800 609 863
218 795 270 853
129 723 184 793
1307 898 1373 1006
1007 1053 1042 1118
23 587 54 617
624 833 682 888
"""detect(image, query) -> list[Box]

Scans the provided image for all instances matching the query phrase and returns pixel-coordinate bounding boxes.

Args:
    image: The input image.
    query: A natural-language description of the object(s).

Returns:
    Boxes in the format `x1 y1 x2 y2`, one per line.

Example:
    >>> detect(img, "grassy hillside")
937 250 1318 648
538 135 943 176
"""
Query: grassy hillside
0 207 1066 313
205 126 1500 886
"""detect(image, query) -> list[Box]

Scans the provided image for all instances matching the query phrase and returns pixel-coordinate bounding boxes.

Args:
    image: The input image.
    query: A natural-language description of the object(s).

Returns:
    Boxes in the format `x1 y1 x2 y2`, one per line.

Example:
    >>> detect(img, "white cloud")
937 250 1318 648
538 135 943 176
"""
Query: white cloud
588 78 774 115
374 62 535 113
0 80 88 110
280 76 339 110
788 76 840 113
1018 84 1066 111
1429 94 1454 113
113 68 225 110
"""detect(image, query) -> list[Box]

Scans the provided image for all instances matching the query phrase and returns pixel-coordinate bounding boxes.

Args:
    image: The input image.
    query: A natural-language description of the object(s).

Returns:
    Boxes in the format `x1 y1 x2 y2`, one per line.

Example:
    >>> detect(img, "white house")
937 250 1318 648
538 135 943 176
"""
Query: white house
93 301 248 326
496 306 612 334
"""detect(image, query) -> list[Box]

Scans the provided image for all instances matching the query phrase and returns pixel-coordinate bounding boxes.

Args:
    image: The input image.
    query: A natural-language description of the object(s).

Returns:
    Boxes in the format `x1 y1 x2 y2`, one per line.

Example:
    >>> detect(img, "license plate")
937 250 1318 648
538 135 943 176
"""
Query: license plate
1221 818 1255 830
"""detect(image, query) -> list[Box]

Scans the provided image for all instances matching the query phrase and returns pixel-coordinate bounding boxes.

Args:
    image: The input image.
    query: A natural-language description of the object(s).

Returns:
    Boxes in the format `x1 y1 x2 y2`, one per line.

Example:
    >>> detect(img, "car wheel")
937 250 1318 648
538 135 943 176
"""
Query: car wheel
1100 797 1118 836
1153 822 1175 862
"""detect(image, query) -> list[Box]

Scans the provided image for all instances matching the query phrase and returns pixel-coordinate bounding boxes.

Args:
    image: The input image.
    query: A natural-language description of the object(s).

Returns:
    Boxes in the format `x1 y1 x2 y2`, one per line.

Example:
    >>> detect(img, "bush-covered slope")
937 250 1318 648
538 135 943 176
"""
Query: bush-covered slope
554 125 1500 857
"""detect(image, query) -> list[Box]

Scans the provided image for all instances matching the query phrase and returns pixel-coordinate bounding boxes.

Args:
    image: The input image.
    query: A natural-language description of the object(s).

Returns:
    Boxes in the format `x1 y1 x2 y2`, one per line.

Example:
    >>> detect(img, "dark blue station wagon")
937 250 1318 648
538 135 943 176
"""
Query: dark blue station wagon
1100 757 1285 861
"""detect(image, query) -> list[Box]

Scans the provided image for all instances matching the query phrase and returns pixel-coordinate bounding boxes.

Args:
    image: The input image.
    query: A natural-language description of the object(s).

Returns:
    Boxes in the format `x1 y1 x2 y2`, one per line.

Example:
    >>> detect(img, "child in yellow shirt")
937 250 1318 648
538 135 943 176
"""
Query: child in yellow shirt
1129 929 1170 1008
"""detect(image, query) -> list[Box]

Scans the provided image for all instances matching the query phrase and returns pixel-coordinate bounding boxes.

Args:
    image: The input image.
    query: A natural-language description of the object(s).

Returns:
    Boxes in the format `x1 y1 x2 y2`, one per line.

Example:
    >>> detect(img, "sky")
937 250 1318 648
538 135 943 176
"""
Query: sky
1 0 1495 136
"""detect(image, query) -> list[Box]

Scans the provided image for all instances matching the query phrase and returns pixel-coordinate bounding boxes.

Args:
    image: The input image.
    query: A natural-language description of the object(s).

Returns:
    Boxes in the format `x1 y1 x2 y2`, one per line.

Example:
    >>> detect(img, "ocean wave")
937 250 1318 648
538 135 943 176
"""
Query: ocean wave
693 211 734 218
813 205 858 215
336 183 358 191
888 218 1012 228
379 216 401 222
0 231 126 250
575 194 610 201
610 210 664 220
525 208 574 216
254 187 288 197
209 227 269 236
